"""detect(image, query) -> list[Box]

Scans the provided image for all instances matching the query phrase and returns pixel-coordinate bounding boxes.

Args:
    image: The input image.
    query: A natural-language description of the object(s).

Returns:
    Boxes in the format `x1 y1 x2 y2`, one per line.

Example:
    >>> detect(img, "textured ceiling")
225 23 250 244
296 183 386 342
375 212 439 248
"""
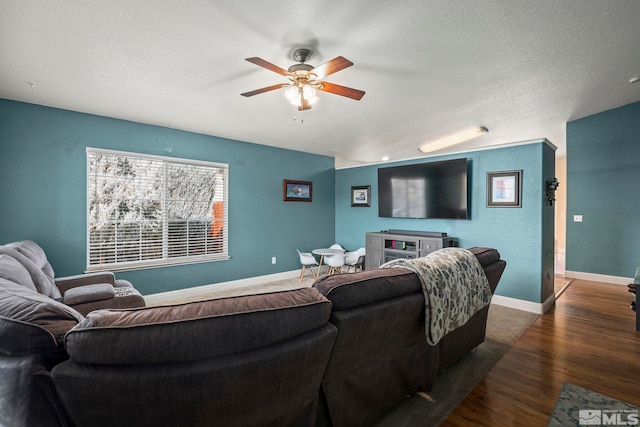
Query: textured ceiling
1 1 640 167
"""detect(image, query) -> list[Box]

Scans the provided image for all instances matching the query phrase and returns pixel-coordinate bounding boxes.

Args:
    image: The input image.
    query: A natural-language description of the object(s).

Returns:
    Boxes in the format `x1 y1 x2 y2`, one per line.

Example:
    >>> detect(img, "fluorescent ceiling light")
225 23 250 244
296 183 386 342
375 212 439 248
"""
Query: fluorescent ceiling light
419 127 488 153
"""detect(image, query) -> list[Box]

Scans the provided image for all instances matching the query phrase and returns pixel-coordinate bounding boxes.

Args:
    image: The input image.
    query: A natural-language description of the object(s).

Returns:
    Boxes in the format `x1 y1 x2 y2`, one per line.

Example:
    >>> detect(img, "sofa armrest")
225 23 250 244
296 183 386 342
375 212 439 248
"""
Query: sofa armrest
468 247 500 267
55 272 116 293
62 283 115 306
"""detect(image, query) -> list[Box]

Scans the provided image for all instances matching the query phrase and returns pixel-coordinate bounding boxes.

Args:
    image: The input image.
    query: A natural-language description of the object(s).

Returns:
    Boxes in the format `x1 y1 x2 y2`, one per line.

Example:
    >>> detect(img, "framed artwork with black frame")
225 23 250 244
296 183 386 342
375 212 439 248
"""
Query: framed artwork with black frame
283 179 312 202
351 185 371 207
487 170 522 207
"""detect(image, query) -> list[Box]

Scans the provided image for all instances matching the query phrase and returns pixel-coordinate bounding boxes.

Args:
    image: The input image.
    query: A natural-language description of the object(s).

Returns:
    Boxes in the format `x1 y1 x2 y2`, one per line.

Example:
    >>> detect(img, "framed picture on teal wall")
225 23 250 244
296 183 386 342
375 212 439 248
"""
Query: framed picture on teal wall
487 170 522 207
351 185 371 207
283 179 312 202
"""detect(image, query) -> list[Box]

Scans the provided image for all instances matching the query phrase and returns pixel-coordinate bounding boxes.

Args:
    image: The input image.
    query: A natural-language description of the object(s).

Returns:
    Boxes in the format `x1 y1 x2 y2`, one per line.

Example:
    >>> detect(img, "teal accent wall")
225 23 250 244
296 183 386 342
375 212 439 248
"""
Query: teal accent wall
0 97 562 303
566 101 640 277
335 142 556 303
0 99 335 295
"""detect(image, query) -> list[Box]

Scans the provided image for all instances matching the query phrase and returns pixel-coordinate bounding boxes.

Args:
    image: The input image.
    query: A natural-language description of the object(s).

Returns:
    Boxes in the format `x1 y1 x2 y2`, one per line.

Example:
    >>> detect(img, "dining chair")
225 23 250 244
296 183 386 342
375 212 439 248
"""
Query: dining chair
296 249 319 281
324 252 345 275
344 247 366 272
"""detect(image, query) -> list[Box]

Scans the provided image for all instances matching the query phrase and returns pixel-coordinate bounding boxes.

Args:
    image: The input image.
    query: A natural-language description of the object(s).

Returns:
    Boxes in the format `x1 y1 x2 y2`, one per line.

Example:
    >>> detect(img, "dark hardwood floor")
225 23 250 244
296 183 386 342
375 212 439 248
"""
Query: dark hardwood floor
443 278 640 426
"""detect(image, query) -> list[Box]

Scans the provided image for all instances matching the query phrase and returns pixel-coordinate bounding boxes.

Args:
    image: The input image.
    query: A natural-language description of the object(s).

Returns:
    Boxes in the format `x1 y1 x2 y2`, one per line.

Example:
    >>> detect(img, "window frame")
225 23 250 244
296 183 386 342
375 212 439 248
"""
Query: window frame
86 147 229 272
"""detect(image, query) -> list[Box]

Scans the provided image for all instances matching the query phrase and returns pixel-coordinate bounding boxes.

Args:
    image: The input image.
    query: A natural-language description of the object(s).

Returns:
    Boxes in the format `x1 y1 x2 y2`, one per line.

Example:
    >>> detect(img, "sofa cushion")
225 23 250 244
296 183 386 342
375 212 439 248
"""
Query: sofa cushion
62 283 115 306
64 287 332 365
0 278 83 345
0 244 61 299
0 254 37 292
11 240 55 278
313 268 421 311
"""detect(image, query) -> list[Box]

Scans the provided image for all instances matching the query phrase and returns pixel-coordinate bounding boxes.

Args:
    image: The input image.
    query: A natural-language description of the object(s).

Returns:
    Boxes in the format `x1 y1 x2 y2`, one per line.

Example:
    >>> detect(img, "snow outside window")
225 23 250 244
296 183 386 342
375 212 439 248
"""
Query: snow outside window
86 148 228 271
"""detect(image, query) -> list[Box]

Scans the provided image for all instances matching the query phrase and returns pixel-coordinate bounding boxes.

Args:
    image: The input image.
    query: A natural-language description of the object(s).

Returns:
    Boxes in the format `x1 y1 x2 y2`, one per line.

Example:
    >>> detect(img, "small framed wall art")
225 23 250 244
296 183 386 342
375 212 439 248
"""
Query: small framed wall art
351 185 371 207
283 179 312 202
487 170 522 207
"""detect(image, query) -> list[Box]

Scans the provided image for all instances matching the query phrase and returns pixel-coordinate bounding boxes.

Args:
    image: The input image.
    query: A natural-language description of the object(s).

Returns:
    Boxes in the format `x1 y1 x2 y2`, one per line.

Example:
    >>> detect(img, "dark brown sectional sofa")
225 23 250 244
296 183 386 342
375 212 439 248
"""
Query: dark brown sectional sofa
0 245 505 427
312 246 506 426
52 288 338 427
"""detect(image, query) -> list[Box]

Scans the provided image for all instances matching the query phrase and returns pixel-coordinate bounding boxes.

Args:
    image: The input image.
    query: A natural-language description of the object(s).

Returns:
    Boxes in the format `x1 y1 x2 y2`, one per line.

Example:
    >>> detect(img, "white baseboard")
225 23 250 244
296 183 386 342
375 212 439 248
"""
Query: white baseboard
144 269 300 306
489 269 633 314
564 270 631 286
491 292 555 315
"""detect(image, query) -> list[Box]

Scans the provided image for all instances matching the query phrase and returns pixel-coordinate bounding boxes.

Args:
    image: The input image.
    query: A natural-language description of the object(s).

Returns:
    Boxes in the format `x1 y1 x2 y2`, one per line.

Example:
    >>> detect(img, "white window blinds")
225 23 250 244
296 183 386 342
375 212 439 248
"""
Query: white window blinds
87 148 228 271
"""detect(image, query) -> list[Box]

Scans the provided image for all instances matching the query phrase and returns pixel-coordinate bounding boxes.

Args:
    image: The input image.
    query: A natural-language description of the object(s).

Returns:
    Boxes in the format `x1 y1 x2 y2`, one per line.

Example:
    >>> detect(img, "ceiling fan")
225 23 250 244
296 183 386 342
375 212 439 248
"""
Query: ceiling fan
241 48 365 111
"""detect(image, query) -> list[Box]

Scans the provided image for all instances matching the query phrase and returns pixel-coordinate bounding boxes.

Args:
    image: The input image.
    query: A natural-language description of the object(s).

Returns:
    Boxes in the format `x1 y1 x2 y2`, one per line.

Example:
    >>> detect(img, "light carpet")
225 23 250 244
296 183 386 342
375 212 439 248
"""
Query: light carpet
152 276 316 306
548 383 640 427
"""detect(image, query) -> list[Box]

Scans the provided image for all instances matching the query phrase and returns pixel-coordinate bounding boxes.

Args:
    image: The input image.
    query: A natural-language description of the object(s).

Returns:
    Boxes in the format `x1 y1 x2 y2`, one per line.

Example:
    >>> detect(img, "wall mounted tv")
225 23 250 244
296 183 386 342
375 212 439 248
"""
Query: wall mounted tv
378 158 469 219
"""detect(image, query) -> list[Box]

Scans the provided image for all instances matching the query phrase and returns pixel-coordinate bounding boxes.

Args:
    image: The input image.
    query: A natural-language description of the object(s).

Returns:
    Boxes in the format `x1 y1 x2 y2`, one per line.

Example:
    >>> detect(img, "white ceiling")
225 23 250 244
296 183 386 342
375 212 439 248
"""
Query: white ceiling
1 1 640 168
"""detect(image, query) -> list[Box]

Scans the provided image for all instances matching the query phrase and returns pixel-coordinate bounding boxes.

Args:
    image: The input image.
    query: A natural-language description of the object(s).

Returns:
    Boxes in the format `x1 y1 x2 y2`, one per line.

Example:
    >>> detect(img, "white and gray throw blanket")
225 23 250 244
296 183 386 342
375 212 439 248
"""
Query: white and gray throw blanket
380 248 491 346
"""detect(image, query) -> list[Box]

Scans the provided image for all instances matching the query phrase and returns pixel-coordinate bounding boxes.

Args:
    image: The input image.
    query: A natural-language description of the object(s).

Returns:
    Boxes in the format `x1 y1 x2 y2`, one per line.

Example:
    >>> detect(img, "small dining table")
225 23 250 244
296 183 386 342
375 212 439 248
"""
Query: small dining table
312 248 345 273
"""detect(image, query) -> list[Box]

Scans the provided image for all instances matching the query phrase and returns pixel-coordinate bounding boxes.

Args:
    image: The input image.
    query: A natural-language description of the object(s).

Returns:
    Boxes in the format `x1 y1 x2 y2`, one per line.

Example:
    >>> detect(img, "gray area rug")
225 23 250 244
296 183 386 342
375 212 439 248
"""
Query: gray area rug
373 304 539 426
548 383 640 427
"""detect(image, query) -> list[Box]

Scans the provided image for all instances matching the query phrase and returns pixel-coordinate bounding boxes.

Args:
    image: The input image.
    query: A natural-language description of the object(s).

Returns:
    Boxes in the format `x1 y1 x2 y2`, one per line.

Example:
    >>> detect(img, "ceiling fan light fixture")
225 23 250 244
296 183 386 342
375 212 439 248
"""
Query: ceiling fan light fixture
284 86 301 105
302 86 318 104
284 85 319 107
419 127 489 153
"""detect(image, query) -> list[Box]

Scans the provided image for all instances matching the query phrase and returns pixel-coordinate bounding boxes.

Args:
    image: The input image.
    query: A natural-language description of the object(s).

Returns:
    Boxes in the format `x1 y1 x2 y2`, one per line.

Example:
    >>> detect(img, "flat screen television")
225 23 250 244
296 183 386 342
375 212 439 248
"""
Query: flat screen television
378 158 469 219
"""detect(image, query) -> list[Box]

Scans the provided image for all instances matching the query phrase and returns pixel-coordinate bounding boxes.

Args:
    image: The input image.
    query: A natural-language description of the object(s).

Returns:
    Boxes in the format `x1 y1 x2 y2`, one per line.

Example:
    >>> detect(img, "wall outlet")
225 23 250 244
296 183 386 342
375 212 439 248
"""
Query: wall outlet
573 215 583 222
271 256 276 264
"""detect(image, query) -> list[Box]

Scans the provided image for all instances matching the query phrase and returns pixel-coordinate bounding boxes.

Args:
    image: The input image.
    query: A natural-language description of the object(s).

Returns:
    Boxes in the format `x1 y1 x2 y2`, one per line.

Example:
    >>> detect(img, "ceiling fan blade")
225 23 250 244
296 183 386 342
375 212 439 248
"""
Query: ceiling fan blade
313 56 353 79
241 83 286 97
317 82 365 100
245 57 289 76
